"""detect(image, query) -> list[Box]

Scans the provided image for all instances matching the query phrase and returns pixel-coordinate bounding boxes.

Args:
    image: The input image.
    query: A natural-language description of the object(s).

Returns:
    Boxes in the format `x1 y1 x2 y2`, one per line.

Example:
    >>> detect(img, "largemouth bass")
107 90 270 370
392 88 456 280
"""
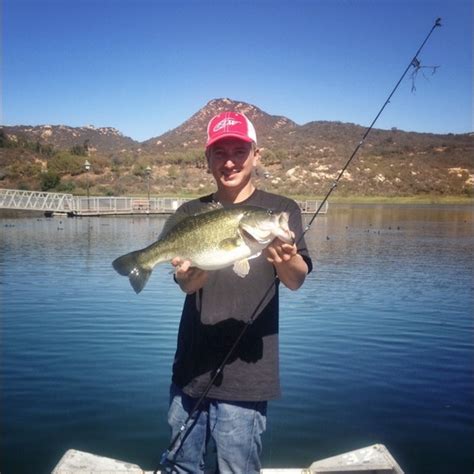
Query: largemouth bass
112 205 293 293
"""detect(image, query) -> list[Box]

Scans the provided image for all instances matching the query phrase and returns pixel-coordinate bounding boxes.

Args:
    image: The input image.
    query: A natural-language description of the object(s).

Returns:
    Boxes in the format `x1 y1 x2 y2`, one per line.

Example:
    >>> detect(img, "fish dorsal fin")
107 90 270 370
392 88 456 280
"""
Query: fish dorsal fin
233 258 250 278
191 201 223 217
158 211 190 239
198 201 223 212
158 202 223 239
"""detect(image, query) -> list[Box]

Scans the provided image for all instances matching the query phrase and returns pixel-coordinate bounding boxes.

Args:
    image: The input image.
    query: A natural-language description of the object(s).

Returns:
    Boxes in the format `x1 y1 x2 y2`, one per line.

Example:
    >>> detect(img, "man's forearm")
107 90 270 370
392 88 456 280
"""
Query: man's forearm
273 253 309 290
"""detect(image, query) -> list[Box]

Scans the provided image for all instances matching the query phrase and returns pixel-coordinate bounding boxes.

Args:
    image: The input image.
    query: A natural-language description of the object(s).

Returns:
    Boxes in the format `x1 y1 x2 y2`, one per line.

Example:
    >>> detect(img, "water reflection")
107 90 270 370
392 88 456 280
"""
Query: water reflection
1 205 473 474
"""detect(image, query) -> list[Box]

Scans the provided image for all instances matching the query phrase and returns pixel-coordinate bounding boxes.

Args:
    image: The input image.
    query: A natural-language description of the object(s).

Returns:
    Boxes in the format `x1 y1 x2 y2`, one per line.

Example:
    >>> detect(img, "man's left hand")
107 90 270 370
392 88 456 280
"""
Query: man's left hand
264 233 308 290
264 233 297 264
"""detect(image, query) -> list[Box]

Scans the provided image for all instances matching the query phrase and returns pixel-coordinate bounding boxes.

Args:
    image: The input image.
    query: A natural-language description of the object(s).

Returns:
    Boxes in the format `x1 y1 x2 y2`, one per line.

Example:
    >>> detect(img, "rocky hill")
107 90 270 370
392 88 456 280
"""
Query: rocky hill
142 98 297 151
1 98 473 198
1 124 137 152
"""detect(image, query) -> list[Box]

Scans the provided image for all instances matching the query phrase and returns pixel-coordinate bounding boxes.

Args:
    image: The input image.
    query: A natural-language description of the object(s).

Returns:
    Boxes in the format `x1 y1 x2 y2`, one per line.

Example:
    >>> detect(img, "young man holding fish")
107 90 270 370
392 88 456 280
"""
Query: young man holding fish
162 111 313 473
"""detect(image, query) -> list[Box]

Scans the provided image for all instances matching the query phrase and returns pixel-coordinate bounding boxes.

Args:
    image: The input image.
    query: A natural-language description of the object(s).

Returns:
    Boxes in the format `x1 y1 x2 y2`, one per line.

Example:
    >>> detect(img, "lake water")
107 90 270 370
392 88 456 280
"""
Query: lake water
1 204 473 473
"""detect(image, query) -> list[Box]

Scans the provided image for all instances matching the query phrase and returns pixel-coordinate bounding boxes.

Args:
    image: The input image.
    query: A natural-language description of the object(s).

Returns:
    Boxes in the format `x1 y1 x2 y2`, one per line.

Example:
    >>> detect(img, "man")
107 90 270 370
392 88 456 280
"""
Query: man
163 111 313 473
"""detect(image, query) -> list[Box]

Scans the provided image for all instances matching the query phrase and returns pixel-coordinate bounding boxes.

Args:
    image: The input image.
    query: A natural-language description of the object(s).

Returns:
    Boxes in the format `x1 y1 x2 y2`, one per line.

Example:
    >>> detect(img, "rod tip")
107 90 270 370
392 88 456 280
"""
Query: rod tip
435 17 442 27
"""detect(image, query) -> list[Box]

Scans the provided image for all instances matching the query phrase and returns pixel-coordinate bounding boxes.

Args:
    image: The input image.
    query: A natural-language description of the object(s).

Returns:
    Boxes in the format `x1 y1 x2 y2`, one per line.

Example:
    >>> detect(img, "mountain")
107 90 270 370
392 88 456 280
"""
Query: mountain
141 98 297 151
1 98 473 198
141 98 472 156
1 124 138 153
2 98 471 156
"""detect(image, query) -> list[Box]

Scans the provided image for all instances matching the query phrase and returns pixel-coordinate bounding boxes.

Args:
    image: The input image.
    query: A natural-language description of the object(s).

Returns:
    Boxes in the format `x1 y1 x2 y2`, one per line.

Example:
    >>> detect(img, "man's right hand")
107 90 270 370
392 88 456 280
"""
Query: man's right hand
171 257 208 294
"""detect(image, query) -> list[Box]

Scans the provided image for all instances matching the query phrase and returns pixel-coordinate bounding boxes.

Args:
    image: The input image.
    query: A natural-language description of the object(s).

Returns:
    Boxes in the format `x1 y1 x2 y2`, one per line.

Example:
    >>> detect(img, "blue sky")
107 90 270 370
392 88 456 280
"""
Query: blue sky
2 0 472 142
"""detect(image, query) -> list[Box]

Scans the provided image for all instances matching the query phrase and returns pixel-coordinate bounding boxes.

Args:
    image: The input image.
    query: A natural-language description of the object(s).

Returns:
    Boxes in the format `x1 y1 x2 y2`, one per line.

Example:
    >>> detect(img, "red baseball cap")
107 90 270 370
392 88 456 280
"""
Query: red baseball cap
206 111 257 148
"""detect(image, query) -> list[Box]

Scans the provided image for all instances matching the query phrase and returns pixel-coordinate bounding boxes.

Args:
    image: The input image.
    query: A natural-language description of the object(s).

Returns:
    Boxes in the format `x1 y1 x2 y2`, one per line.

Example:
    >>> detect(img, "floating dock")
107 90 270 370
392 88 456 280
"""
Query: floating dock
52 444 404 473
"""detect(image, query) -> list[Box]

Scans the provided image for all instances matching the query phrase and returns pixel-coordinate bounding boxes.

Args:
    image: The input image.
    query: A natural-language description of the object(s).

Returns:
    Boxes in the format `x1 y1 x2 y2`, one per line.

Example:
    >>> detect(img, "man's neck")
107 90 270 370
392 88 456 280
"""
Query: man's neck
214 183 256 204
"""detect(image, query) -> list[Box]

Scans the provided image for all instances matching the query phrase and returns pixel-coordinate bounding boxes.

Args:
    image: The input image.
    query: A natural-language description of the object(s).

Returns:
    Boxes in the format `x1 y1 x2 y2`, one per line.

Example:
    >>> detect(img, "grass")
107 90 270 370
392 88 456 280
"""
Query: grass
138 192 473 206
283 194 474 205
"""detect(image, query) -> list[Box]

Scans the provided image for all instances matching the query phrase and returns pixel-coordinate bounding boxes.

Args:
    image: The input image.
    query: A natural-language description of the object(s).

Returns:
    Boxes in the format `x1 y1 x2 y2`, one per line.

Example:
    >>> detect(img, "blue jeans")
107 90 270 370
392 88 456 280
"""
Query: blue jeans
162 384 267 474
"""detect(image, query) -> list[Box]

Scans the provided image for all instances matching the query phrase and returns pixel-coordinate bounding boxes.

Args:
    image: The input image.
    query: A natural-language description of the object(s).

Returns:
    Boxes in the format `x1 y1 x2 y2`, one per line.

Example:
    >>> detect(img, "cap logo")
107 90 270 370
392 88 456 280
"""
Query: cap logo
213 118 241 132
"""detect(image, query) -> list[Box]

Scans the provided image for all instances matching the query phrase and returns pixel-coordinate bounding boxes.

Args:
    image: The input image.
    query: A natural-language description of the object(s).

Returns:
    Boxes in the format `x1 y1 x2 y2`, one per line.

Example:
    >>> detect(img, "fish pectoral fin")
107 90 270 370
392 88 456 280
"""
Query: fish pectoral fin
219 237 242 251
233 259 250 278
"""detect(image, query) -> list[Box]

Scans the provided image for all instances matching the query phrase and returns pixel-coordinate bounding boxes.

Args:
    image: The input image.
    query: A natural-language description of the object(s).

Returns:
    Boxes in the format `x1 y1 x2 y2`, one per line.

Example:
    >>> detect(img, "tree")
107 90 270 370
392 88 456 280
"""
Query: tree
70 140 90 156
40 171 60 191
0 129 9 147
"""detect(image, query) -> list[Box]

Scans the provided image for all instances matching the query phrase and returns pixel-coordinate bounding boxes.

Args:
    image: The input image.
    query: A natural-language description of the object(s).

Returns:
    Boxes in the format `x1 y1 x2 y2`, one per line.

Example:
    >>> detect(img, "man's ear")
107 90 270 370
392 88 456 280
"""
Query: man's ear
253 147 261 167
205 149 211 173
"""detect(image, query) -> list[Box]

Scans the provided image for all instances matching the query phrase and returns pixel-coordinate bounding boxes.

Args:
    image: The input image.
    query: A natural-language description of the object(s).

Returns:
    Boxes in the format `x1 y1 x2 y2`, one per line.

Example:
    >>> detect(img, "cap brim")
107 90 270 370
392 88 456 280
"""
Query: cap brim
206 133 254 148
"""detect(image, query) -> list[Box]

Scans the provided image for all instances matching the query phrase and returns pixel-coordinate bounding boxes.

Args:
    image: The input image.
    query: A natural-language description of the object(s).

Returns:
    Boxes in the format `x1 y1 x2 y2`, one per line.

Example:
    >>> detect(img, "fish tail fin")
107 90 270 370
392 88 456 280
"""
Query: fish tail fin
112 251 152 294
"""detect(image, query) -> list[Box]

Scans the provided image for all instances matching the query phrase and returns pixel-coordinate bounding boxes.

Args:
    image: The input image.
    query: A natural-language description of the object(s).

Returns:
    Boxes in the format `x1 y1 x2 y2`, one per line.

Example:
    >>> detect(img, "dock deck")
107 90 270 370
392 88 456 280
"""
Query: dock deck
52 444 404 473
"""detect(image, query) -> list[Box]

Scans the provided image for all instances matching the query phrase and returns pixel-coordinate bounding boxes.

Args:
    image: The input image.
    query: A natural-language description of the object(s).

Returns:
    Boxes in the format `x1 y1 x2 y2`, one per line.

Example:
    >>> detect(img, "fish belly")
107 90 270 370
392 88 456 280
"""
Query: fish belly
190 244 256 271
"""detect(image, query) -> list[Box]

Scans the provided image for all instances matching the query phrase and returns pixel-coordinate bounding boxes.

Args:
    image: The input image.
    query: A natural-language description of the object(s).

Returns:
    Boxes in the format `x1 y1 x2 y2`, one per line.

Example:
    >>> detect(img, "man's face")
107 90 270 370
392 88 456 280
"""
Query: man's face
206 137 259 191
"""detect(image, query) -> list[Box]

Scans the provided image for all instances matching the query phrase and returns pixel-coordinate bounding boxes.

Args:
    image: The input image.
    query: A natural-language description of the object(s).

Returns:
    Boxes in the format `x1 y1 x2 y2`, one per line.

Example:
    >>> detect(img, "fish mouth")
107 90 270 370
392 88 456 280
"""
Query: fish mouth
239 212 293 245
274 212 294 244
240 226 273 245
274 230 294 244
240 227 266 244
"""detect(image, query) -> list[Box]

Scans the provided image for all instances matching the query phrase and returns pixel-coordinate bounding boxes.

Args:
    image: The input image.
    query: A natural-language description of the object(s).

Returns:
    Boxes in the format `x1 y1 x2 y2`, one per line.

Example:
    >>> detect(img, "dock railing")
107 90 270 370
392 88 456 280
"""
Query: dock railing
73 196 188 215
0 188 77 214
0 189 328 216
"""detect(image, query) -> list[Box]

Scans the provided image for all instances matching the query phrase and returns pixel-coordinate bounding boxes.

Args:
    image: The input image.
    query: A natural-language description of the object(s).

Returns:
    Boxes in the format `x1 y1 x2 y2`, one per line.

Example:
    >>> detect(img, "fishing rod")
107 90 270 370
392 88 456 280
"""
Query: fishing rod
158 17 442 471
302 17 442 236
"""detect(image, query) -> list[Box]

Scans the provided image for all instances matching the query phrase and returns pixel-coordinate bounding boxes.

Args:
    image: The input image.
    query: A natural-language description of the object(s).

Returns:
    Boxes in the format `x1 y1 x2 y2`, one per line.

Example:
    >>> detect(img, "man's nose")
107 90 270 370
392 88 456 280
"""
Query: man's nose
223 157 236 167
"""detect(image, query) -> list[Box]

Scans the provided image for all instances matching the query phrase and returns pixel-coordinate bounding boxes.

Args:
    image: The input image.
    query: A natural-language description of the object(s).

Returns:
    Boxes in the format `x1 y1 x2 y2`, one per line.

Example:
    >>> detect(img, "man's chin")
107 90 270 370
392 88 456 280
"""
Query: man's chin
220 174 240 185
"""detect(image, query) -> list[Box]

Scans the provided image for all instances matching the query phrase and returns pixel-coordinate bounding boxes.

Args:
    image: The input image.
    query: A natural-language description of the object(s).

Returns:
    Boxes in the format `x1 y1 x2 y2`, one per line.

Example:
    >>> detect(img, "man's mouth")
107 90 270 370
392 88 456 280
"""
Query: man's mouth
222 169 240 179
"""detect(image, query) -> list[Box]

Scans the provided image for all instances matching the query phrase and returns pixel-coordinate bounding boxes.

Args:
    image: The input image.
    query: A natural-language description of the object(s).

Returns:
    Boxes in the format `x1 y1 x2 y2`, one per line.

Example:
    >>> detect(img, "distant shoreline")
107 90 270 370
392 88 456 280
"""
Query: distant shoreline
310 195 473 205
65 192 472 205
0 195 471 219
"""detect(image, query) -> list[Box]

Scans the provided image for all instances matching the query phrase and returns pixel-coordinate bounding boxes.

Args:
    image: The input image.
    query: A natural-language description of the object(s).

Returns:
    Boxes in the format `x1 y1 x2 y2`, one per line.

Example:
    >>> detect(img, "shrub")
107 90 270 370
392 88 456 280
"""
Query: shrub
56 180 76 193
48 152 84 175
40 171 61 191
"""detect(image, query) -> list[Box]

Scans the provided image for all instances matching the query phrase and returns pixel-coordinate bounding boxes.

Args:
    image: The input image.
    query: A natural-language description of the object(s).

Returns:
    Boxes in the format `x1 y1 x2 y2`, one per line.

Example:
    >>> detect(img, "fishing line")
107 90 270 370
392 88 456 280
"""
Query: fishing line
410 58 440 93
158 17 442 471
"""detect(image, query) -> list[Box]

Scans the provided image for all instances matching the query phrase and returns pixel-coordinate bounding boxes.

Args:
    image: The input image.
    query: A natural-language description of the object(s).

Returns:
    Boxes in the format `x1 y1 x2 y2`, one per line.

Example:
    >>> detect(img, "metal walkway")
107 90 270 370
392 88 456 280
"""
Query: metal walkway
0 188 328 216
0 189 77 214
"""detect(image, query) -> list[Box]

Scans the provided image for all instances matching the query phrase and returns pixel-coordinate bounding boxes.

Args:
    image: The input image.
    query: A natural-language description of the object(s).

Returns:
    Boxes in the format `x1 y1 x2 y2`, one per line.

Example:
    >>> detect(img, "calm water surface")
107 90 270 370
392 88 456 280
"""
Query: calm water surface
1 205 473 473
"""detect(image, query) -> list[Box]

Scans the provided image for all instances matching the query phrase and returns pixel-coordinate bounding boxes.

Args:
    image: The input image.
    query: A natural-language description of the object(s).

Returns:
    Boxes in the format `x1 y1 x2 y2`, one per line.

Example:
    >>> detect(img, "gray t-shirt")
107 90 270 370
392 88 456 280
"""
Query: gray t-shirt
171 189 312 401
